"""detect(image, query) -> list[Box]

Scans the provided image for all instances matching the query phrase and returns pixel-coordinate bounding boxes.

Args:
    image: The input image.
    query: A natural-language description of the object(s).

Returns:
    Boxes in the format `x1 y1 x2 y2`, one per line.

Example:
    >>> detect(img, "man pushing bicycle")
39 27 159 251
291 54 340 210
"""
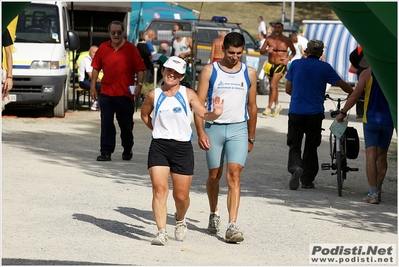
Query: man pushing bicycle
285 39 353 190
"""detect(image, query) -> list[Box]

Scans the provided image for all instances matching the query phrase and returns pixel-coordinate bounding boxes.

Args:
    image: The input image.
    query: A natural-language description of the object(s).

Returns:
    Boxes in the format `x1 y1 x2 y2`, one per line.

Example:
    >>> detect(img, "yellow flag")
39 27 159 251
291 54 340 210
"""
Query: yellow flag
2 16 18 69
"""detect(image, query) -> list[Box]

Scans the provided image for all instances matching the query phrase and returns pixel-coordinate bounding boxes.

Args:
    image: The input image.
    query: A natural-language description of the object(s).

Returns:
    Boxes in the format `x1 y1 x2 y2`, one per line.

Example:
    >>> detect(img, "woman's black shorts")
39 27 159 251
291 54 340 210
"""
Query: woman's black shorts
147 139 194 175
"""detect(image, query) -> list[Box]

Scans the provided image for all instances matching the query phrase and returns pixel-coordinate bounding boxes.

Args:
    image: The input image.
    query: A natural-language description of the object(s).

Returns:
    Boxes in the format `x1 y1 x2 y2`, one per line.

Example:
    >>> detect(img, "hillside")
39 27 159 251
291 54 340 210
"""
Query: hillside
175 1 339 37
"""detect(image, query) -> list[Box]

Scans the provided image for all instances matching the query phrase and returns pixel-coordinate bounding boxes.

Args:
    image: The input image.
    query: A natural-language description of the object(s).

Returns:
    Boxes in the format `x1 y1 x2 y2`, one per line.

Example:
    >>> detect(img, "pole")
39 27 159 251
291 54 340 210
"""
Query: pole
71 2 76 111
282 1 286 22
290 1 295 26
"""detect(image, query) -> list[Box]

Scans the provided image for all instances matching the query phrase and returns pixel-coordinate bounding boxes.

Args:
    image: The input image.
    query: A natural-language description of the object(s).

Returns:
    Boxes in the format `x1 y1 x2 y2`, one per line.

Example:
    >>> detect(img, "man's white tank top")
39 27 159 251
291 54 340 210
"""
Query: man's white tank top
206 62 251 124
173 37 191 55
152 86 193 141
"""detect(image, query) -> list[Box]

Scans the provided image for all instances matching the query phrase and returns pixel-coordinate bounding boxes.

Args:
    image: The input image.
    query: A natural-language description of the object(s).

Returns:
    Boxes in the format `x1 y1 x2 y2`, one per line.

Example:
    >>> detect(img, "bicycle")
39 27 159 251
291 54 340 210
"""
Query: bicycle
321 94 359 196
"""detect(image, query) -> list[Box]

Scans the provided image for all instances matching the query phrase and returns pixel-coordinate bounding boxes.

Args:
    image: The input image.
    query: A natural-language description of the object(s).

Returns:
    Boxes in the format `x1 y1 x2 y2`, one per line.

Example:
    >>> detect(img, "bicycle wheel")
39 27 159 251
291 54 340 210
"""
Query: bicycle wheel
336 150 343 196
340 135 347 186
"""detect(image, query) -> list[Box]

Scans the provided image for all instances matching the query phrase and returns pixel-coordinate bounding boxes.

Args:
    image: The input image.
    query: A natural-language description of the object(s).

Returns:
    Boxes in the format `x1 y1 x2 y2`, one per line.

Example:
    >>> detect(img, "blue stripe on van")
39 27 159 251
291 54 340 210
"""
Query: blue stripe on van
13 65 67 69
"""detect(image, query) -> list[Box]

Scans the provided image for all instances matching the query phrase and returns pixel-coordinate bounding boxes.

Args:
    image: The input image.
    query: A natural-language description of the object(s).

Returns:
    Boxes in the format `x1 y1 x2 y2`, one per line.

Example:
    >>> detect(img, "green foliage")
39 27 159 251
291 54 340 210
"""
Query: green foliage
141 82 154 98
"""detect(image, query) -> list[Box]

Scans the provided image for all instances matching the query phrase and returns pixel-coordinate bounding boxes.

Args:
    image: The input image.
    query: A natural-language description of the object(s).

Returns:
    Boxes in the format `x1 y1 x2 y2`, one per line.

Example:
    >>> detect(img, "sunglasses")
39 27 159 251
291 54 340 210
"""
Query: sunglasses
110 30 123 35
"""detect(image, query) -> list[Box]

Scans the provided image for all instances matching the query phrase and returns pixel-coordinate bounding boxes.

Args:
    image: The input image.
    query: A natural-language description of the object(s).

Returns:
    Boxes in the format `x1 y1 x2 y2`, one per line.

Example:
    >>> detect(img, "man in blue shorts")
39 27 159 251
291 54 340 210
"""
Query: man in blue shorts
194 32 258 243
336 68 394 204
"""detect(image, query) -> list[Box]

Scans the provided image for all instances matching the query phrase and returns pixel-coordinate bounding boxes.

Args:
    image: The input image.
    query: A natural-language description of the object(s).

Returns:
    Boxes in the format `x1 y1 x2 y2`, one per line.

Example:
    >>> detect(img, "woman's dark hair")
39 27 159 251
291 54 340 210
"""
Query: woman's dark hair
138 31 146 42
223 32 245 49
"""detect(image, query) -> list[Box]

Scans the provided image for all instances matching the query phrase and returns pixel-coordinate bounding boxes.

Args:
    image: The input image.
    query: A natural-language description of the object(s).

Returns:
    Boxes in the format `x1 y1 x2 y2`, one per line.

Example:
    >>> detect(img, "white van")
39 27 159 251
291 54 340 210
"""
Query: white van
10 1 79 117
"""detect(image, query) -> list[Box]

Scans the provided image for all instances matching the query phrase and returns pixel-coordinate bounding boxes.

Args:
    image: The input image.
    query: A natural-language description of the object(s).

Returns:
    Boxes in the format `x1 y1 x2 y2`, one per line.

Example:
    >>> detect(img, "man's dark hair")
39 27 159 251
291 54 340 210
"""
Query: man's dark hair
274 22 284 28
108 20 125 32
223 32 245 49
176 23 183 30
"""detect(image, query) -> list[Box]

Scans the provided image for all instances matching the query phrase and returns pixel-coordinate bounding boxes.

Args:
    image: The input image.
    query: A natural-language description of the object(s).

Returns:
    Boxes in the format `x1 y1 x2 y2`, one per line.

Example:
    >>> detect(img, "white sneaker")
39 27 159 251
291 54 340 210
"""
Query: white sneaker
174 213 187 241
225 222 244 243
272 104 282 117
262 108 271 116
207 214 221 234
151 229 168 245
91 101 98 111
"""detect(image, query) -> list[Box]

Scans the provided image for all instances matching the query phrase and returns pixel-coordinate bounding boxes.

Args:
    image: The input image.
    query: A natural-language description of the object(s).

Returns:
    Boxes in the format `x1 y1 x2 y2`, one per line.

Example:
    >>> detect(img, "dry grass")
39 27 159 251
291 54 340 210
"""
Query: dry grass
175 1 339 38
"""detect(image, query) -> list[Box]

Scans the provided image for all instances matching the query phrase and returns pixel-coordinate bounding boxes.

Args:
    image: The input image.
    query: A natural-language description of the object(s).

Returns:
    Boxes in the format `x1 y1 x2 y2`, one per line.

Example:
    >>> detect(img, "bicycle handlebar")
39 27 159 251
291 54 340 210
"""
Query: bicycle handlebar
325 94 348 118
324 94 348 102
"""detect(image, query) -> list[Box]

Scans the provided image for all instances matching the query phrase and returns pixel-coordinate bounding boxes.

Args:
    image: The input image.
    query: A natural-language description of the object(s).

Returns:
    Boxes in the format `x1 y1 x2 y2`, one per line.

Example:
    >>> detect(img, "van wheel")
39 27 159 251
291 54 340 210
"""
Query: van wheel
53 87 66 118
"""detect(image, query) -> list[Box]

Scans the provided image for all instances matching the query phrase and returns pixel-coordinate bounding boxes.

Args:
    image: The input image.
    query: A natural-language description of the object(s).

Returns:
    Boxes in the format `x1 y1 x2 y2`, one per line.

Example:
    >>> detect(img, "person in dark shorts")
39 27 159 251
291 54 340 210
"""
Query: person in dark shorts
260 22 296 117
141 56 224 246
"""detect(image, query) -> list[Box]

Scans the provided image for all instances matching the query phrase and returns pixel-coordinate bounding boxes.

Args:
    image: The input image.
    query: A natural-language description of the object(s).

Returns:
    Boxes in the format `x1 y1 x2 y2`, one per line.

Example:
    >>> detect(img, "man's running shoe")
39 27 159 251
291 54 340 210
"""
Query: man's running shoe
207 214 220 234
361 192 379 204
225 222 244 243
272 104 282 117
174 213 187 241
151 229 168 245
262 108 271 116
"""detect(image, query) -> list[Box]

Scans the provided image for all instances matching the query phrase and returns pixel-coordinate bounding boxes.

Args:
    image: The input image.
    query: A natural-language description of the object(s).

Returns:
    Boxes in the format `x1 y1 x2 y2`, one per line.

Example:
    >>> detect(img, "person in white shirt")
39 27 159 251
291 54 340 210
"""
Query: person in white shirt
257 16 267 37
78 46 102 110
194 32 258 243
171 23 192 59
287 33 304 69
257 31 266 49
296 28 308 57
141 56 224 246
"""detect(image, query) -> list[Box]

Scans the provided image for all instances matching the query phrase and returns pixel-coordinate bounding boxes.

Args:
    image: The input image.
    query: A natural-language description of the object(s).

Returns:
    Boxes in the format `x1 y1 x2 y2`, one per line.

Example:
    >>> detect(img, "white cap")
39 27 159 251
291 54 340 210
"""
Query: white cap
163 56 187 74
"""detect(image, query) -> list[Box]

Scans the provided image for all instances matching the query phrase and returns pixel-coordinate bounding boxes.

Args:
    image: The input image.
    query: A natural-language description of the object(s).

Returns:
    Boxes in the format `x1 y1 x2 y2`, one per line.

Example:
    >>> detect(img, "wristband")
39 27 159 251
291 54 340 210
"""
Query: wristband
7 76 12 79
138 82 143 86
340 110 347 117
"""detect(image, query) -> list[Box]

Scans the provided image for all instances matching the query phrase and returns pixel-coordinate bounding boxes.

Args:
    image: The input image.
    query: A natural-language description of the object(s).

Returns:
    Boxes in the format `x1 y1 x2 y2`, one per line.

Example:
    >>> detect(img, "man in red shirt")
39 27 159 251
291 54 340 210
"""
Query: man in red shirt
91 20 146 161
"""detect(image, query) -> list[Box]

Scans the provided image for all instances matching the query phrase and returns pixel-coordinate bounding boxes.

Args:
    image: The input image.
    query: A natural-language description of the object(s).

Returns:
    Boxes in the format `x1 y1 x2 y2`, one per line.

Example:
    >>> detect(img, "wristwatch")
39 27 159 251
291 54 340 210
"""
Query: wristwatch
248 138 255 144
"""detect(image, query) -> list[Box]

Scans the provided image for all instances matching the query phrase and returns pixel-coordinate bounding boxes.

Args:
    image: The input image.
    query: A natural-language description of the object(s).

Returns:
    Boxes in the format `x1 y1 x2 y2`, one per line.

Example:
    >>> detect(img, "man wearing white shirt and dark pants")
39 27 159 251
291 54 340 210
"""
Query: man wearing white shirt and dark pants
79 46 102 110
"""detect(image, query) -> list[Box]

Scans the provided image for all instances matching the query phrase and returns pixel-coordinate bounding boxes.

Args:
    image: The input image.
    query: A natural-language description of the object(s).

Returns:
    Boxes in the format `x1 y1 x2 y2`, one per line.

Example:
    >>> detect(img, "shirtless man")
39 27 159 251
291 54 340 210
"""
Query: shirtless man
210 30 227 62
260 22 296 117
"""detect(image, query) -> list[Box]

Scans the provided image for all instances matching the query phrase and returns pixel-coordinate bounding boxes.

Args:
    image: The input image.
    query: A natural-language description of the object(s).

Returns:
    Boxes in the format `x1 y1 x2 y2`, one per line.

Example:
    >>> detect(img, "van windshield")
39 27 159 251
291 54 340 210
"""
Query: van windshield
14 3 60 44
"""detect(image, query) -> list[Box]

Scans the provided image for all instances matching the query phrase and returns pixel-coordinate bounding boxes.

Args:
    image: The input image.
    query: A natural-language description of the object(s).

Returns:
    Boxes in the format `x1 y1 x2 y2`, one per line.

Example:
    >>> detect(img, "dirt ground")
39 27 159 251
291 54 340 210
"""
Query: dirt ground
2 87 397 266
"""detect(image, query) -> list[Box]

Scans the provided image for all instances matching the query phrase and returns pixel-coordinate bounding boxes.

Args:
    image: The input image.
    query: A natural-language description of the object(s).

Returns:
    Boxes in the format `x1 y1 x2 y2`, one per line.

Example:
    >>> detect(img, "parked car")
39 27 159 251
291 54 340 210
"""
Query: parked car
144 18 269 95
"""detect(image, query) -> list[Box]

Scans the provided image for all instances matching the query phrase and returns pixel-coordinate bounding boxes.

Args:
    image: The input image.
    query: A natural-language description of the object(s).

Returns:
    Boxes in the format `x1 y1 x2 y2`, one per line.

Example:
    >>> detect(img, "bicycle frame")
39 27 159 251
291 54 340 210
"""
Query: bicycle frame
322 94 358 196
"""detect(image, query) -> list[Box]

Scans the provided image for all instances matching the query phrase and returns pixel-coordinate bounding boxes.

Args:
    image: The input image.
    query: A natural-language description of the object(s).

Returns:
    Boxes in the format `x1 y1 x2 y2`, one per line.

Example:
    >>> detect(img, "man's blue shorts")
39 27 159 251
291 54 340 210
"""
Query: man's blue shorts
363 123 394 150
204 121 248 169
